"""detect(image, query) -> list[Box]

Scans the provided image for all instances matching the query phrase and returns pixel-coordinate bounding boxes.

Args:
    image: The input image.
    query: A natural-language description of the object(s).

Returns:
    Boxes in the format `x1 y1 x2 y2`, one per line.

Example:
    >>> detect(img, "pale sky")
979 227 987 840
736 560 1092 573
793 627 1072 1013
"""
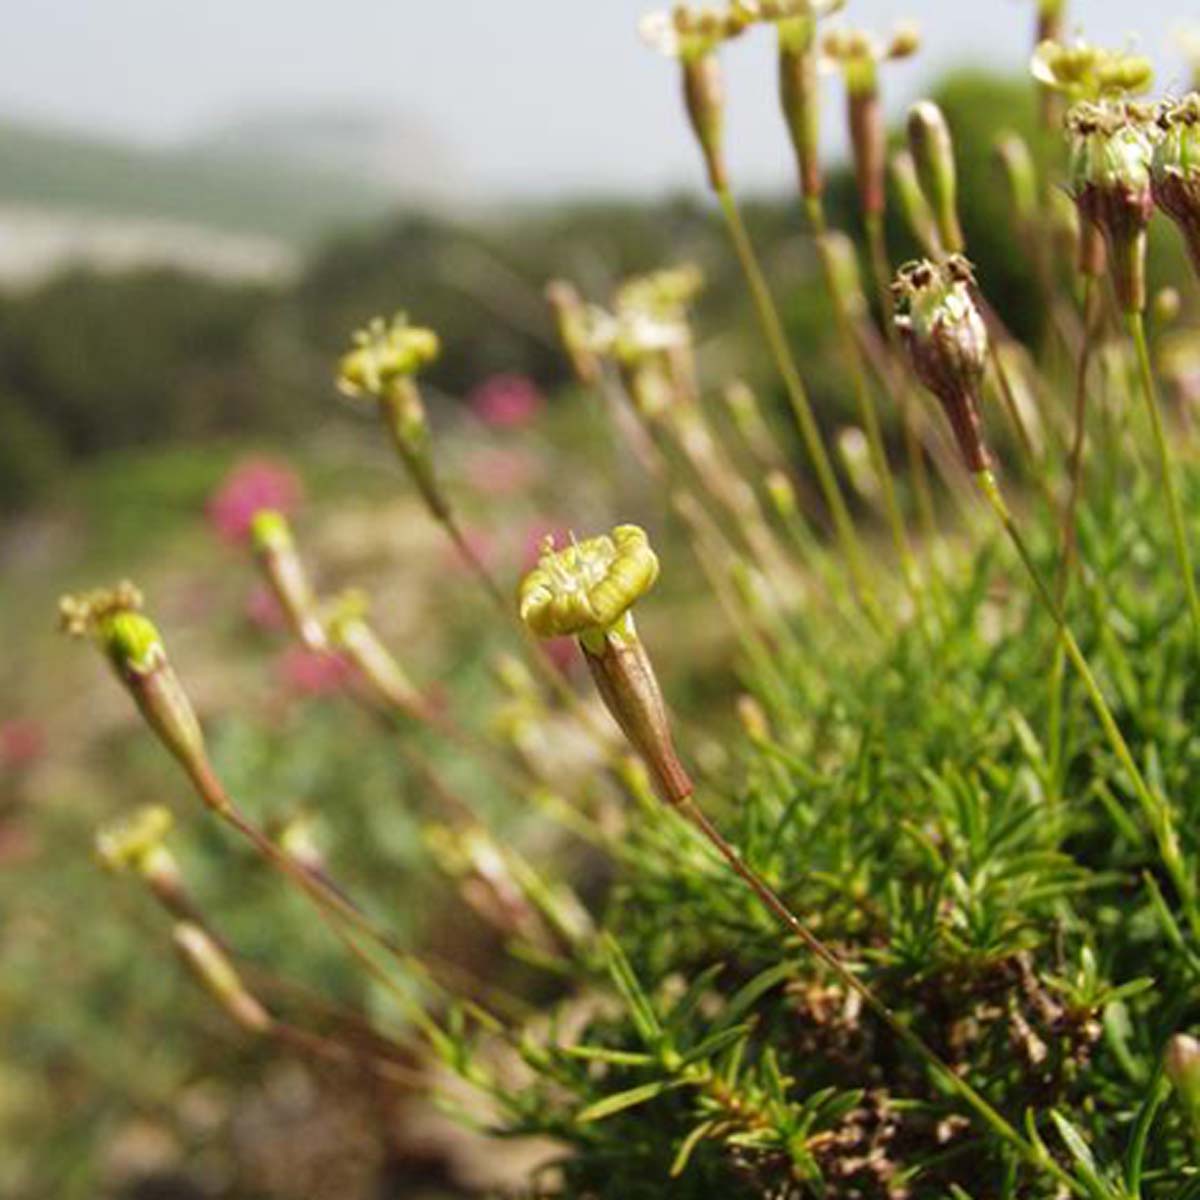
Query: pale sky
1 1 1192 194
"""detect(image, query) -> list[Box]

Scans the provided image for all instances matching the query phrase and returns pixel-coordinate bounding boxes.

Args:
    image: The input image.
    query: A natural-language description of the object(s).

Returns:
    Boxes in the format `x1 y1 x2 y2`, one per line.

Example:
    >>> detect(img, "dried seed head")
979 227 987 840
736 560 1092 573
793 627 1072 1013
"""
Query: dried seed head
1067 102 1156 311
519 526 659 641
1152 95 1200 278
907 101 964 253
1031 38 1153 101
337 314 440 397
893 256 991 473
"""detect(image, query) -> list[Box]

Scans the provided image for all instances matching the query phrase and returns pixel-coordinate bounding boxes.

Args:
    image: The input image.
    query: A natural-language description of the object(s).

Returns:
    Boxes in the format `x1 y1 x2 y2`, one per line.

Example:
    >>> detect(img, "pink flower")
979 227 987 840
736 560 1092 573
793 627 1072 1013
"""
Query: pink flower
244 584 286 633
463 447 540 497
0 720 45 770
207 458 302 544
277 648 352 698
543 637 578 676
469 374 543 428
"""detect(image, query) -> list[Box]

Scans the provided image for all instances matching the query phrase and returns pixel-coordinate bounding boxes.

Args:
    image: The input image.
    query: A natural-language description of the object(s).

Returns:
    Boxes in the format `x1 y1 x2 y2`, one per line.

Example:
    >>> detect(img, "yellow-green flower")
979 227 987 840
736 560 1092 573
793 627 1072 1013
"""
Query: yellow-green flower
95 805 174 873
638 4 748 62
337 314 440 398
1030 39 1152 101
518 526 660 642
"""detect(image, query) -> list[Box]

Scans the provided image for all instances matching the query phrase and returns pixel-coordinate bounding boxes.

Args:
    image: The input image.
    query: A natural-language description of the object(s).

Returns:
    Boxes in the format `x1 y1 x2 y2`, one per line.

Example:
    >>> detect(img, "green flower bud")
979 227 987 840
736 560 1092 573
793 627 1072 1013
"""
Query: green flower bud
907 101 964 253
992 131 1038 229
174 922 273 1035
545 280 601 386
889 150 940 254
1032 39 1153 101
327 590 428 720
1166 1033 1200 1143
250 509 327 652
893 256 991 474
60 586 214 802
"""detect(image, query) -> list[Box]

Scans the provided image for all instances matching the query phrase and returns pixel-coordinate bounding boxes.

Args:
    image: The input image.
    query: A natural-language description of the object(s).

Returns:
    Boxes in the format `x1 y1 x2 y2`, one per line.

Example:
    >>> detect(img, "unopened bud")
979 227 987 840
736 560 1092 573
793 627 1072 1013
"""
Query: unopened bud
821 230 869 321
736 694 772 744
1152 95 1200 281
778 28 822 198
249 510 326 652
893 256 991 474
60 586 218 807
327 590 427 720
837 426 880 500
96 805 193 918
683 54 728 192
992 132 1038 228
546 280 601 386
890 150 940 254
1067 103 1155 312
765 469 798 519
174 922 273 1034
849 90 886 216
1166 1033 1200 1141
1154 287 1183 325
907 102 963 253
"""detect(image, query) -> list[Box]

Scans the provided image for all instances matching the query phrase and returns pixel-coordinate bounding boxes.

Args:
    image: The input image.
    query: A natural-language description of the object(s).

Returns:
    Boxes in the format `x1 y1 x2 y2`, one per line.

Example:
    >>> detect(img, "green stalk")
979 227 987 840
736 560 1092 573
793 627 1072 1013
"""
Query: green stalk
715 187 878 620
1048 277 1099 792
975 470 1199 937
675 795 1087 1197
806 196 928 634
1127 310 1200 653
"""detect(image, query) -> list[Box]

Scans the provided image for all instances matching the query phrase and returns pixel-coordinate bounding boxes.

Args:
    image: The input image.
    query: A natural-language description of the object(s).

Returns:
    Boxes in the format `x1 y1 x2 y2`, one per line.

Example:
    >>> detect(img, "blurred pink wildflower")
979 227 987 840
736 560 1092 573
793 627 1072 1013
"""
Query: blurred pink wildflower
277 648 352 698
244 584 287 633
207 458 302 544
469 373 543 428
0 719 45 770
463 446 540 496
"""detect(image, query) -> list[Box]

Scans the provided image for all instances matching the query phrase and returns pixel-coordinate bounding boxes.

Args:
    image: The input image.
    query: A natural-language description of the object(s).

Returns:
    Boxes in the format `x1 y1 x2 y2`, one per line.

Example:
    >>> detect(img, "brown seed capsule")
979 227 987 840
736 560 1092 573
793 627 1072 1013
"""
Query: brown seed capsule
1152 95 1200 281
893 256 991 474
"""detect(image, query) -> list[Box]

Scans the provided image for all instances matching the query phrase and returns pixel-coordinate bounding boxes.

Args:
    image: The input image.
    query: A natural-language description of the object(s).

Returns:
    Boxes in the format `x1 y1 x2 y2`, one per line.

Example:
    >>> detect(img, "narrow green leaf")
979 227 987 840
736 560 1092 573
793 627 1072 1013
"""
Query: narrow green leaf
577 1078 681 1123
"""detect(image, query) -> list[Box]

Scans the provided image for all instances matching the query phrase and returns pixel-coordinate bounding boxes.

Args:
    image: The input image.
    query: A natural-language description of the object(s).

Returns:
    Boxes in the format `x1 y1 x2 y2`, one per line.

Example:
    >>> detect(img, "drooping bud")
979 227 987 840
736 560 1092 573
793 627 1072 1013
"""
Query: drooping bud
1067 102 1156 312
249 509 326 652
893 256 991 474
907 101 964 253
326 590 429 721
59 585 223 810
545 280 601 386
1152 96 1200 281
337 314 446 518
173 922 273 1034
992 132 1038 229
889 150 940 255
1165 1033 1200 1141
518 527 691 804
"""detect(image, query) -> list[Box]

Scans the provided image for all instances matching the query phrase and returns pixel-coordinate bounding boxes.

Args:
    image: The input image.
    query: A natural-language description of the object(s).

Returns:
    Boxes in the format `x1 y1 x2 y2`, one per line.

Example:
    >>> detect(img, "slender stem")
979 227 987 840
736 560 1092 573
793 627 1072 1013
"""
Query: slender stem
1048 277 1099 791
715 187 877 619
864 212 897 351
807 197 927 634
975 471 1199 936
674 796 1084 1196
1127 309 1200 653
